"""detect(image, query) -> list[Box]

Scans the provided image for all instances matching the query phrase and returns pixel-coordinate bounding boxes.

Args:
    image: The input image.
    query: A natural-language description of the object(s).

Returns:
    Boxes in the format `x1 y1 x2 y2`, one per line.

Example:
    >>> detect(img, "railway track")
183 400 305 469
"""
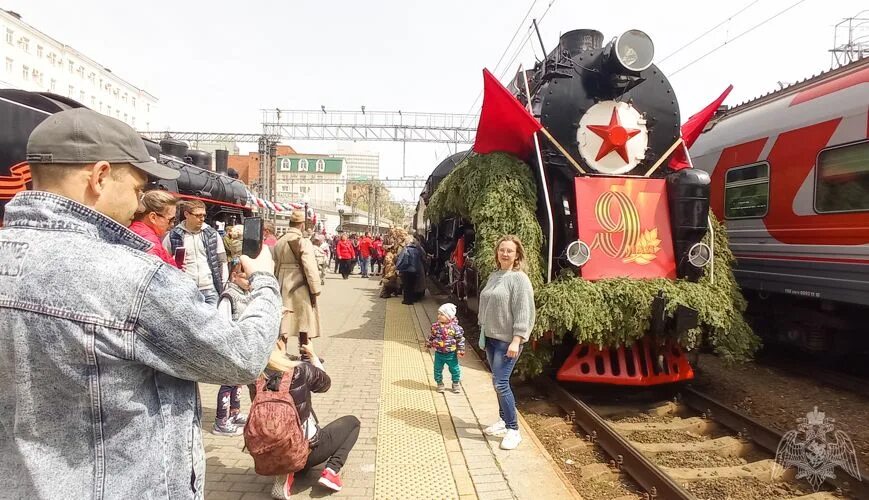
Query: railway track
429 282 868 498
531 379 868 500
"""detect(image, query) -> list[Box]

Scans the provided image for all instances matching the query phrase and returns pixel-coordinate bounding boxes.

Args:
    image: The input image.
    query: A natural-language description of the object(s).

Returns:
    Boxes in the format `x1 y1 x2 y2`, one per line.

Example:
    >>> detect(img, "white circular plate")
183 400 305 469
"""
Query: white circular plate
577 100 648 175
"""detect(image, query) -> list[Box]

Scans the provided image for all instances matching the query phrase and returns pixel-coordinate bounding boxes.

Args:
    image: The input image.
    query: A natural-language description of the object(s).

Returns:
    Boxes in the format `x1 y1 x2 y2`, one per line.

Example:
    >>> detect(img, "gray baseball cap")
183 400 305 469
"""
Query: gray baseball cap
26 108 180 180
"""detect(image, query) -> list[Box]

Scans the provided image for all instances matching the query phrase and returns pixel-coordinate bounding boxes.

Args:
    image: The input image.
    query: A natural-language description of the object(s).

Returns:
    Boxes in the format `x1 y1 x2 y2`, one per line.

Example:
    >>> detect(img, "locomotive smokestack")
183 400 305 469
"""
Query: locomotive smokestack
560 29 604 57
215 149 228 175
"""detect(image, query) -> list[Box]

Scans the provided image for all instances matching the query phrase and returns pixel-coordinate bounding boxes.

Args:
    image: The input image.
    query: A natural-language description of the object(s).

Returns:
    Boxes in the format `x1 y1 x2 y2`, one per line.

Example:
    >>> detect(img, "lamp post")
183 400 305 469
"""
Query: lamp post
304 202 309 231
338 208 345 233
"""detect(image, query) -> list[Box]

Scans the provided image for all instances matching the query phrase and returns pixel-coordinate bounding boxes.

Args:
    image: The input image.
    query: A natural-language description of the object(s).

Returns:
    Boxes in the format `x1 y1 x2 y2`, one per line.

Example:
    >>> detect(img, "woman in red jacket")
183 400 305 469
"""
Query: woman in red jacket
129 190 180 268
335 233 356 279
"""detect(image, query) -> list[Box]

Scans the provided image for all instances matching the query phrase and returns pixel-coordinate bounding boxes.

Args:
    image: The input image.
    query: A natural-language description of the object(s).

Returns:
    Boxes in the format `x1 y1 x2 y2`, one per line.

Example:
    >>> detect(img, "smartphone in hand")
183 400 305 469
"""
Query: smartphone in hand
242 217 264 258
174 247 186 268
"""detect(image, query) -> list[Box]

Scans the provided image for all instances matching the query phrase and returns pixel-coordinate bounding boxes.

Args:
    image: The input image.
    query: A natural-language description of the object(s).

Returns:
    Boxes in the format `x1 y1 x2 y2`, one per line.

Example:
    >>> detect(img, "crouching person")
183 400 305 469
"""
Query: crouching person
246 340 360 500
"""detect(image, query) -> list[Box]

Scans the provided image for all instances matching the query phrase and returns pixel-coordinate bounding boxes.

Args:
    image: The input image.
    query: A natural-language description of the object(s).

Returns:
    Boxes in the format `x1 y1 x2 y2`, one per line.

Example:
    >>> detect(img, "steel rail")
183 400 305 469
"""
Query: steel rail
681 387 869 499
541 379 694 499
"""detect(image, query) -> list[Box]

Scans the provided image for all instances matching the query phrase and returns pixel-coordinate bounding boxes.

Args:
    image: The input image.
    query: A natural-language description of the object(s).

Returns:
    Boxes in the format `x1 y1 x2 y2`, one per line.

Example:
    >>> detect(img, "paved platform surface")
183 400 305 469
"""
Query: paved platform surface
201 270 578 499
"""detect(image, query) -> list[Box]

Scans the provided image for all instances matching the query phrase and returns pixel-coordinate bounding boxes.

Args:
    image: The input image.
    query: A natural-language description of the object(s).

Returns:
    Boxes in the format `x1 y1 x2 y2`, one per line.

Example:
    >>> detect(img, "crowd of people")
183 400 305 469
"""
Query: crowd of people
0 108 537 499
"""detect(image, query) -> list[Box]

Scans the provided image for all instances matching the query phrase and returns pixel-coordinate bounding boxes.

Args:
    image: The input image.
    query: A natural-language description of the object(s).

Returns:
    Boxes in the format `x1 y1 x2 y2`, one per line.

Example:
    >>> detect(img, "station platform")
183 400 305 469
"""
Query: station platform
202 271 579 500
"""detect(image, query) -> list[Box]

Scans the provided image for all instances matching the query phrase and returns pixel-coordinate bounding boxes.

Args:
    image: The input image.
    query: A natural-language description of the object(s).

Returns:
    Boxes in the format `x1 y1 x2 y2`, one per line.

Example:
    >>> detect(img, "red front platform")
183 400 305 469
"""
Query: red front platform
556 337 694 386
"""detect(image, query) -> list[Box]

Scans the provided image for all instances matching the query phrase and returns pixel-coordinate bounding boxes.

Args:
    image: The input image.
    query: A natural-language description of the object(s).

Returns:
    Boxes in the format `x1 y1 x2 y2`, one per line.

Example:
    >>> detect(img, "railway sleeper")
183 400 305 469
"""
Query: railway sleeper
593 401 682 419
661 458 795 482
558 436 588 452
578 462 620 482
630 435 754 458
608 416 719 434
789 493 843 500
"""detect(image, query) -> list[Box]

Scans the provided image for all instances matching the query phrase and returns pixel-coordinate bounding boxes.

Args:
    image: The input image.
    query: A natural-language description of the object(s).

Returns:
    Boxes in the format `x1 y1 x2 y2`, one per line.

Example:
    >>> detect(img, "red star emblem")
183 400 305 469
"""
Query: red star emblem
586 108 642 163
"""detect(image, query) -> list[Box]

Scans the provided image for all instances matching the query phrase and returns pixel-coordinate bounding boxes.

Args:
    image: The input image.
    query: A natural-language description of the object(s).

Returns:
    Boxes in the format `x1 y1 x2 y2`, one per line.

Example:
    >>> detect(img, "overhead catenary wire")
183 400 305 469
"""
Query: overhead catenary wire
491 0 542 78
459 0 541 129
459 0 557 129
657 0 763 65
669 0 809 76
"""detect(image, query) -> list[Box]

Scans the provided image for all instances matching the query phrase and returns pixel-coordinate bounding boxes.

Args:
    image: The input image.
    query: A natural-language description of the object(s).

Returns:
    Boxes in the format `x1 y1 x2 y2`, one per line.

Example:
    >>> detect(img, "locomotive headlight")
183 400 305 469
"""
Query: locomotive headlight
687 242 712 268
565 240 591 267
613 29 654 72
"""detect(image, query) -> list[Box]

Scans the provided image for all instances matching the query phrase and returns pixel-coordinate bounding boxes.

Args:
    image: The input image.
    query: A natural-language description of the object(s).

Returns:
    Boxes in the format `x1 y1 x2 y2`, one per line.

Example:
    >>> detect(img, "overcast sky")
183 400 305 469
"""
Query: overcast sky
6 0 866 200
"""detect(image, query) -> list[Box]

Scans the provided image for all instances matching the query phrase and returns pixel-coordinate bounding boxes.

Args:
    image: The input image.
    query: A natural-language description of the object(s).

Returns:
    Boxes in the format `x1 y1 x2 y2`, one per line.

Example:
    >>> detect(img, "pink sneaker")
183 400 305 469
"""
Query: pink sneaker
271 473 293 500
318 467 343 492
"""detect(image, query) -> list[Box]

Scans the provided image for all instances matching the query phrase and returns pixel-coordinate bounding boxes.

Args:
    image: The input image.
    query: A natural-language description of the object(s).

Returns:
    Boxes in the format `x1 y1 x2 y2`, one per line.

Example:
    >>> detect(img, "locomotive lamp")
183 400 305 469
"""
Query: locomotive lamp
606 29 655 75
565 240 591 267
687 242 712 268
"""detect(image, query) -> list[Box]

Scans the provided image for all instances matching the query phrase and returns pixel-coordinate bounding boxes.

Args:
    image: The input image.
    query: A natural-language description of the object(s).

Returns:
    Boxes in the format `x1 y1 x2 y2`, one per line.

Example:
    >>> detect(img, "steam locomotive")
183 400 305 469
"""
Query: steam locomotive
0 89 251 226
418 29 720 385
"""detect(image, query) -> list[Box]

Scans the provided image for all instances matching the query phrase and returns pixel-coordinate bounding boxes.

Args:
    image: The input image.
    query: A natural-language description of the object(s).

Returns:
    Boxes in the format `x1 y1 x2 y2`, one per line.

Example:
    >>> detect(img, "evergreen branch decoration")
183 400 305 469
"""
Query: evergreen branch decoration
427 152 760 378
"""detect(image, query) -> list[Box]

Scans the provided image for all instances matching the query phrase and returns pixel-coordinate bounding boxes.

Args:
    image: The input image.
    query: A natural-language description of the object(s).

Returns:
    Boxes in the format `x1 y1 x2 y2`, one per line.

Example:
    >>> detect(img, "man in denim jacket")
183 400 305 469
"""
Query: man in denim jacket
0 109 282 499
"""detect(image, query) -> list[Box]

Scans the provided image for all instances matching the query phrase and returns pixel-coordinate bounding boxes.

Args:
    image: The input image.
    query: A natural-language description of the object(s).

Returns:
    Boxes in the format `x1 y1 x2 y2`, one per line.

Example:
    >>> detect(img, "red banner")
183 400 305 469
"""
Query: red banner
670 85 733 170
575 177 676 280
473 69 542 160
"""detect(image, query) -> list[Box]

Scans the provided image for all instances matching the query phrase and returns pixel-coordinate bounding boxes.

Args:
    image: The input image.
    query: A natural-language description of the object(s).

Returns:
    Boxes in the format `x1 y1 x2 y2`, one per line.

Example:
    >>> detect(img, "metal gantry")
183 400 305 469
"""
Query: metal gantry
138 109 479 204
831 11 869 67
138 131 276 143
261 109 478 144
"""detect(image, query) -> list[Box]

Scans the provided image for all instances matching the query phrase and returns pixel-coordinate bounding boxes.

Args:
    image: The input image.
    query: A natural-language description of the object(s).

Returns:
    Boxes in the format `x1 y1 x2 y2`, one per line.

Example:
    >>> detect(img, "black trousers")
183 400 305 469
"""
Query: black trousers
333 254 340 273
402 272 418 304
304 415 360 472
339 259 352 279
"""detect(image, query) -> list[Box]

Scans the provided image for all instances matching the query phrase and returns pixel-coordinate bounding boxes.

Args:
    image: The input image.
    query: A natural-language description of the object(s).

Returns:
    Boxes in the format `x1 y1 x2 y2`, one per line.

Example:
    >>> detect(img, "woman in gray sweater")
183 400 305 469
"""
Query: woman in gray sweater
478 235 535 450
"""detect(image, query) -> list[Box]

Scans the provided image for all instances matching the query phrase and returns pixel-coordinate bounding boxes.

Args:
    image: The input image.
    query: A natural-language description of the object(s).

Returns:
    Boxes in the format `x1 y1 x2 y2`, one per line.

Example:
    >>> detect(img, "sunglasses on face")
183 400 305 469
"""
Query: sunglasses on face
189 212 206 219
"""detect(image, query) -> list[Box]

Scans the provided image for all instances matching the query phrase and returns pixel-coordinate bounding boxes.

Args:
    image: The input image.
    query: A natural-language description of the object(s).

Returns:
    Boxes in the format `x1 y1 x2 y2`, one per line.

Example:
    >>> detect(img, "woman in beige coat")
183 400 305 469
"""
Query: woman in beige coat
273 211 322 356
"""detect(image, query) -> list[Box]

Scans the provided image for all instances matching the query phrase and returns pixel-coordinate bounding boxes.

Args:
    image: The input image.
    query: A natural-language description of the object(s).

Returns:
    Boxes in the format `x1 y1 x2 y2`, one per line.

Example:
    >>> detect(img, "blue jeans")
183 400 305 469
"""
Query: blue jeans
200 287 219 306
485 338 523 431
433 351 461 384
360 256 370 277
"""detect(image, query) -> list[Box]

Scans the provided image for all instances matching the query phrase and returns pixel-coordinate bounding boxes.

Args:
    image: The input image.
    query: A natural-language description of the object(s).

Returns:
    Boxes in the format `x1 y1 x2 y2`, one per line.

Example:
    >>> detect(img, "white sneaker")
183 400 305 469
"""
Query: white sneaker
500 429 522 450
483 419 507 437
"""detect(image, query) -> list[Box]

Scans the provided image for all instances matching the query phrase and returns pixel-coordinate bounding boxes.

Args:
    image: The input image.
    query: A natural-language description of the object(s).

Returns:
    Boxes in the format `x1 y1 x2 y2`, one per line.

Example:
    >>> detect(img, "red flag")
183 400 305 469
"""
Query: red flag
670 85 733 170
473 69 543 159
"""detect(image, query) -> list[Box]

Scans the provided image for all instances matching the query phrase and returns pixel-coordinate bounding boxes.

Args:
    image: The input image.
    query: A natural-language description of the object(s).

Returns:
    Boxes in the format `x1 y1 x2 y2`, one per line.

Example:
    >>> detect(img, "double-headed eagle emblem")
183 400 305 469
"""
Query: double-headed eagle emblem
773 407 862 491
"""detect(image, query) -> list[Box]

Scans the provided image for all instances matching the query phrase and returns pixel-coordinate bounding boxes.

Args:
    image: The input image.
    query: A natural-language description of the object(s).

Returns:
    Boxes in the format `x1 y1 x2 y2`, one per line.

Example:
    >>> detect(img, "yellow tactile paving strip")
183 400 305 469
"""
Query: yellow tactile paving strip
375 300 461 499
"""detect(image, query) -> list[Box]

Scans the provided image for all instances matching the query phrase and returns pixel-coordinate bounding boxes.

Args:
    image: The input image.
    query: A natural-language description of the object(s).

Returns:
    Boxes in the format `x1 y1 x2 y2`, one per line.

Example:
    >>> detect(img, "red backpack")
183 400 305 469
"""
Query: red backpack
244 370 310 475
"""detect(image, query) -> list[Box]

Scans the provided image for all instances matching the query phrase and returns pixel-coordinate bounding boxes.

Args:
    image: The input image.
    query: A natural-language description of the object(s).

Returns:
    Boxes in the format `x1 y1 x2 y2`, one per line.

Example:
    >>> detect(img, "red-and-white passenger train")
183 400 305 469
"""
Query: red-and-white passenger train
692 57 869 357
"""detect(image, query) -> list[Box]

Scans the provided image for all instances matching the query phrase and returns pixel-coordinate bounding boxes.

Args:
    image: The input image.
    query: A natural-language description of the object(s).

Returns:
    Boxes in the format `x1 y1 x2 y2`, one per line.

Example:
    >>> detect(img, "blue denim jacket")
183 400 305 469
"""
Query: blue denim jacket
0 191 282 499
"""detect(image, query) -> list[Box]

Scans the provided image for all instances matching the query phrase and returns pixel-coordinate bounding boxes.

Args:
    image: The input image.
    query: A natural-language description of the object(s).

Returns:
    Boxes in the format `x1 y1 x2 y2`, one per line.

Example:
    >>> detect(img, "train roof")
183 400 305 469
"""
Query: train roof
710 57 869 123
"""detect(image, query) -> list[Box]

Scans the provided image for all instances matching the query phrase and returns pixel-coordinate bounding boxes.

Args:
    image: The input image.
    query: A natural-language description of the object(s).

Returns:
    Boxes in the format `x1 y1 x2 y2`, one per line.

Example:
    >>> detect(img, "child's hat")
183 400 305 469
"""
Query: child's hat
438 303 457 320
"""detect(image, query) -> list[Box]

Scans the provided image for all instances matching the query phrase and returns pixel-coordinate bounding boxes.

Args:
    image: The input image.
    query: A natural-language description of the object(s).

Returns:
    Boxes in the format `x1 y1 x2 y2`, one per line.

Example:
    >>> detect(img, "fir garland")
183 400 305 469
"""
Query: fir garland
427 152 760 379
427 152 544 289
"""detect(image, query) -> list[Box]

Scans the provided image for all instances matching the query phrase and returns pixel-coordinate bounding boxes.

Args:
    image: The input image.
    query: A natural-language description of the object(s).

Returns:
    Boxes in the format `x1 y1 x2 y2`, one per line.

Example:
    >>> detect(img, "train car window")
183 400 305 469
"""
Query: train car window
815 141 869 213
724 162 769 219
